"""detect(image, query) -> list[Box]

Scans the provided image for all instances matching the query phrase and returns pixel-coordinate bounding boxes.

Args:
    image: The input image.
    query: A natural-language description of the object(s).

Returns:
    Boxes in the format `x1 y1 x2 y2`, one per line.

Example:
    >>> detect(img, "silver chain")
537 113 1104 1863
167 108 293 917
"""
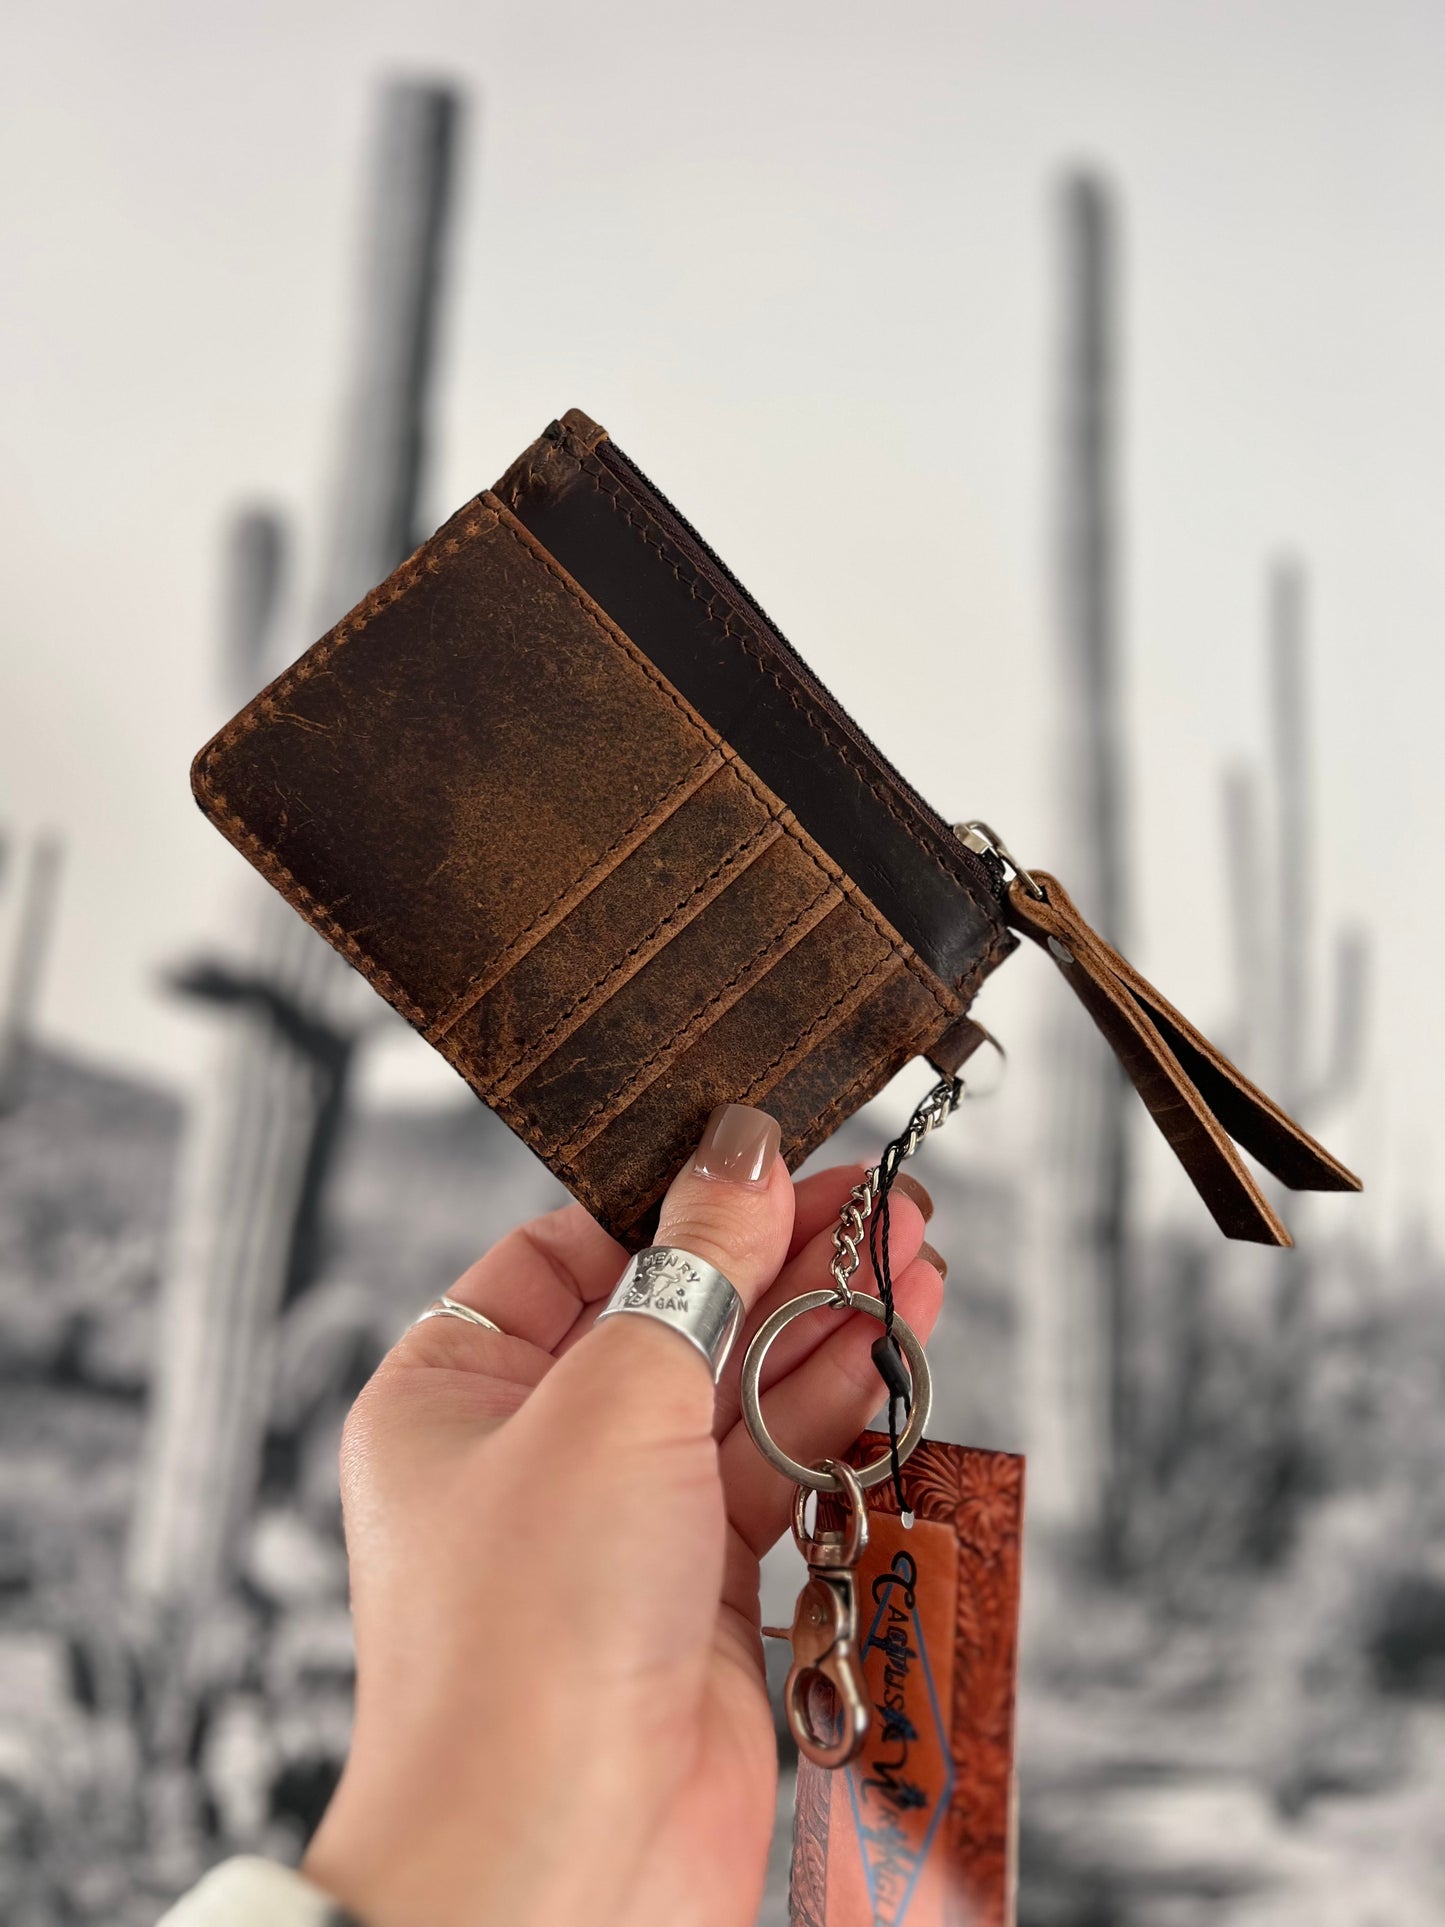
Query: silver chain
827 1076 964 1307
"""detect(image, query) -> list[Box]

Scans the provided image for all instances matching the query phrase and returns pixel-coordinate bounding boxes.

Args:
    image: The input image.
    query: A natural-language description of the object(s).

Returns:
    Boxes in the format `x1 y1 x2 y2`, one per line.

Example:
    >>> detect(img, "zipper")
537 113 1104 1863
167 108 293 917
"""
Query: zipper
590 433 1007 914
953 821 1046 906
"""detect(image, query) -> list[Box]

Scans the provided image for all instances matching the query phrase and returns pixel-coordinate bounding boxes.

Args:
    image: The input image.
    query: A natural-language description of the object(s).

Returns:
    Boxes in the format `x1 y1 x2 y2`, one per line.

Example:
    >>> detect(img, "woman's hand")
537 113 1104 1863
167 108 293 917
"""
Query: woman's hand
302 1104 944 1927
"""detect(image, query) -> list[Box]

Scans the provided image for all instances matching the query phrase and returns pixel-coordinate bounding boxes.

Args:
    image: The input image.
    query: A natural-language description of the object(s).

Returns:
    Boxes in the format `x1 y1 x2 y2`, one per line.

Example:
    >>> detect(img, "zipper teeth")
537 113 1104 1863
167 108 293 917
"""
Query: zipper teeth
592 434 1003 908
974 846 1010 895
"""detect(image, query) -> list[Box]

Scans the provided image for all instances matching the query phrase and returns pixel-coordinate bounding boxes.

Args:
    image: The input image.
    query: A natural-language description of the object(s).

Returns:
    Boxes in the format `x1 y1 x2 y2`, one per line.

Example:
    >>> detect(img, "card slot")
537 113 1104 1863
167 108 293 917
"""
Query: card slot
436 756 784 1082
560 901 925 1235
744 969 950 1179
601 940 917 1240
547 886 843 1161
481 811 787 1099
511 840 850 1164
425 747 733 1047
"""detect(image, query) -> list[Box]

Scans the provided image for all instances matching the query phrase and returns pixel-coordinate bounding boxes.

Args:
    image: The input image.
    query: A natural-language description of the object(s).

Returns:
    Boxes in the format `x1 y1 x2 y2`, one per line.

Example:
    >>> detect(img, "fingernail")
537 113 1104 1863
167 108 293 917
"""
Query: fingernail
693 1104 781 1186
918 1241 947 1282
893 1173 934 1222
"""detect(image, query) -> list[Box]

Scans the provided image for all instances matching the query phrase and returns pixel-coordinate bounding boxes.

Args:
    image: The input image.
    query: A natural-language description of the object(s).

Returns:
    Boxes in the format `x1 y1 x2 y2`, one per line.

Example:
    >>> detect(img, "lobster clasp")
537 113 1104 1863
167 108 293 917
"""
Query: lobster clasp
764 1457 871 1769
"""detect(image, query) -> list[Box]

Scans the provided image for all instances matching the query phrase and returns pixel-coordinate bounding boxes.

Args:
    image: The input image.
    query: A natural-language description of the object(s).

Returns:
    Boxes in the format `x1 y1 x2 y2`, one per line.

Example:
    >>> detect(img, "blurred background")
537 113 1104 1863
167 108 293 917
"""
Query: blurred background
1 3 1440 1920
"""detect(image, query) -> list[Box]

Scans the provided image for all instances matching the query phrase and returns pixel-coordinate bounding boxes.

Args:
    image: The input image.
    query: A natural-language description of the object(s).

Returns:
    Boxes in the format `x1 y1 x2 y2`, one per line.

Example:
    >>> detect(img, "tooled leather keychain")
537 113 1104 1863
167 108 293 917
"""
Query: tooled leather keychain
741 1072 1025 1926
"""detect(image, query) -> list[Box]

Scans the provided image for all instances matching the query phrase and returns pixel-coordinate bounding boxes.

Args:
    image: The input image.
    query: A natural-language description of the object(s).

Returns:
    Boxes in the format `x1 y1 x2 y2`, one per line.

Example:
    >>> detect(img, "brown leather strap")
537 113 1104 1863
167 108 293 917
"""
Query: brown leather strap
1007 872 1360 1247
924 1013 991 1078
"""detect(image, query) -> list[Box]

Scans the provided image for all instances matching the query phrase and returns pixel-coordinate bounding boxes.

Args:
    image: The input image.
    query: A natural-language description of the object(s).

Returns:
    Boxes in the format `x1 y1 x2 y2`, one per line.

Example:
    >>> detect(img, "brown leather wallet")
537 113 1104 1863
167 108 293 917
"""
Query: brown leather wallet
192 408 1357 1246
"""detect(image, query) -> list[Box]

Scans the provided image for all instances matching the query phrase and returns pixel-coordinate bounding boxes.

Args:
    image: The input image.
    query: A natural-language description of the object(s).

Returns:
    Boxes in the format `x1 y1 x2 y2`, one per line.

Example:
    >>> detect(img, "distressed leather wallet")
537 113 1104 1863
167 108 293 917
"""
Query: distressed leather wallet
192 408 1357 1247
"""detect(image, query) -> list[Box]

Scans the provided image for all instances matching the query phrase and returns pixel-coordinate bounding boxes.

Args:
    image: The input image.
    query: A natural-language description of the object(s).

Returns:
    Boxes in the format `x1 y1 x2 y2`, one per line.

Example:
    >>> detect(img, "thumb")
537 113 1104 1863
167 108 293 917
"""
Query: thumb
650 1101 793 1311
538 1105 793 1445
502 1105 792 1689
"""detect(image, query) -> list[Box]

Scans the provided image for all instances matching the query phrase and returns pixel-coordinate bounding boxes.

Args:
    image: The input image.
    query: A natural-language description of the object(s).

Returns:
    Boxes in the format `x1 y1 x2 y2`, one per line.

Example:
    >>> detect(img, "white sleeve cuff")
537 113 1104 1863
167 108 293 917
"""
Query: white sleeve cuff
156 1857 356 1927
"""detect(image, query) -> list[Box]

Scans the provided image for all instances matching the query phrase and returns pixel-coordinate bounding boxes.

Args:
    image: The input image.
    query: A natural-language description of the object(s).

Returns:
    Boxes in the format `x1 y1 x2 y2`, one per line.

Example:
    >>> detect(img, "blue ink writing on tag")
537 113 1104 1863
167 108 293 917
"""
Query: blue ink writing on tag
844 1550 954 1925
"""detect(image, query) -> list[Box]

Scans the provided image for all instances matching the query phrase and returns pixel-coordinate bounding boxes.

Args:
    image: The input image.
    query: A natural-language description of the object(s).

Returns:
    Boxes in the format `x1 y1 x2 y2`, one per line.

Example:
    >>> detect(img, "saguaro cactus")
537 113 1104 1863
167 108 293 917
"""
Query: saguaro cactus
128 82 464 1621
0 829 64 1113
1267 561 1368 1120
1217 559 1368 1555
1032 170 1136 1564
1220 561 1367 1123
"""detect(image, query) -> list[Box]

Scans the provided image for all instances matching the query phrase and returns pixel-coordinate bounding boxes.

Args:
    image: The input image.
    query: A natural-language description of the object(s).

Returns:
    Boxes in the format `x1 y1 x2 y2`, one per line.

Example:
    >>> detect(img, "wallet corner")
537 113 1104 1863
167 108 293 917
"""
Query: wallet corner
189 728 230 825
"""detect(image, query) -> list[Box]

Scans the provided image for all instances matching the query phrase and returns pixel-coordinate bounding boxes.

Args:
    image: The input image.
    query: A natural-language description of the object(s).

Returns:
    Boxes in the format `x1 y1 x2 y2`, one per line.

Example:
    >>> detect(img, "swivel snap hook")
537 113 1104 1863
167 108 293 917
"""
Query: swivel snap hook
762 1456 871 1769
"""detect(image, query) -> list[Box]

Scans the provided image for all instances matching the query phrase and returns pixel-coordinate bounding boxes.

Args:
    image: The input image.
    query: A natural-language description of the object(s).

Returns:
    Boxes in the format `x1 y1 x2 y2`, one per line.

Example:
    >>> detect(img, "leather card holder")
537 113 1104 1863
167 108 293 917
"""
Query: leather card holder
191 411 1014 1244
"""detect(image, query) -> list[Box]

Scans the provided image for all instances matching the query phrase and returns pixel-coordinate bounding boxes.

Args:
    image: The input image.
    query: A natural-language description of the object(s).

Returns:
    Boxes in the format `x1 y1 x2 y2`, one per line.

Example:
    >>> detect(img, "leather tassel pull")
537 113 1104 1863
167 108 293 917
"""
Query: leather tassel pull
1005 869 1361 1246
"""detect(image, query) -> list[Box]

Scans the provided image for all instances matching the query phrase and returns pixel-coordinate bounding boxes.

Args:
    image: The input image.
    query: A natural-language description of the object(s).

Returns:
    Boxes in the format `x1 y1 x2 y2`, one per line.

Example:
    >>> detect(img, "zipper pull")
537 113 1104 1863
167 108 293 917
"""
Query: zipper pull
958 819 1047 905
956 823 1361 1246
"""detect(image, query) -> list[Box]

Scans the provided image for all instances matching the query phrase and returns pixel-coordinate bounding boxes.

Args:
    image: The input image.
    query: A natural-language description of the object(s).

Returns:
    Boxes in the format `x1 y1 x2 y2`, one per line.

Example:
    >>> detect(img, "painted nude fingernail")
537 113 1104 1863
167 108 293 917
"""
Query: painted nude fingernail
893 1173 934 1222
693 1104 781 1186
918 1241 948 1282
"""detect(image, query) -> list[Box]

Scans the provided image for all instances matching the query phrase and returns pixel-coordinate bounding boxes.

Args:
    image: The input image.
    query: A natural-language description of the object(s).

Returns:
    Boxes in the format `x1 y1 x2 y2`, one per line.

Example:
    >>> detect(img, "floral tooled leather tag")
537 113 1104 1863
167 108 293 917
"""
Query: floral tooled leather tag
787 1434 1025 1927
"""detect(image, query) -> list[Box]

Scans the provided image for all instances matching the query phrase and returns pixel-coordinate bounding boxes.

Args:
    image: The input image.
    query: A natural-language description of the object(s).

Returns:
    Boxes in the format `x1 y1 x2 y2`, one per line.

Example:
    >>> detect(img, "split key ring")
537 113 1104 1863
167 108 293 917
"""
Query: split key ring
738 1289 933 1492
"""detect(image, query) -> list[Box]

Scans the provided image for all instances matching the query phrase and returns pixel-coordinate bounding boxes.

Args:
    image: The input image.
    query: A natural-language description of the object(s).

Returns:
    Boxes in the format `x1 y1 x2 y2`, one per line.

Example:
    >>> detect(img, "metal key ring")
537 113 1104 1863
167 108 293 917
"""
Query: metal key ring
740 1290 932 1492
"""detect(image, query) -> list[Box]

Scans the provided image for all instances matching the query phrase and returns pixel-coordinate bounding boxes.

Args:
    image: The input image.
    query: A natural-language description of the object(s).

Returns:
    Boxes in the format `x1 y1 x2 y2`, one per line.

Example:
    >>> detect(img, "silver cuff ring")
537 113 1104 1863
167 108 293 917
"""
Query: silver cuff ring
596 1246 744 1382
413 1294 506 1335
739 1290 932 1491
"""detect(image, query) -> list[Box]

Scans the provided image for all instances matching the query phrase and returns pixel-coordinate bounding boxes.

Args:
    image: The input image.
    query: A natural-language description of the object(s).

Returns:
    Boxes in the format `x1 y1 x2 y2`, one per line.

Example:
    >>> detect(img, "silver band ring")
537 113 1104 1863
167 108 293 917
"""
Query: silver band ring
739 1290 932 1491
414 1294 506 1335
597 1246 744 1382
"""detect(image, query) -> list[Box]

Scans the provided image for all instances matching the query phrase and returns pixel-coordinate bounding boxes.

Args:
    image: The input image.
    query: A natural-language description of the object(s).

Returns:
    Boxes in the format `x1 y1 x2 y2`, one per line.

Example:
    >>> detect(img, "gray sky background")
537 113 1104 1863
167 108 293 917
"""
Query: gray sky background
1 0 1439 1245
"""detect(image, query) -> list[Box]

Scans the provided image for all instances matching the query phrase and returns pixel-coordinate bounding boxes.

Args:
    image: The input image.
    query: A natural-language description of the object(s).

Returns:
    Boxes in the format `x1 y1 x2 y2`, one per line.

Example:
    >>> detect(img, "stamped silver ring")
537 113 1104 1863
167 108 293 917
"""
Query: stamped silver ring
414 1294 507 1335
740 1290 932 1491
597 1246 744 1382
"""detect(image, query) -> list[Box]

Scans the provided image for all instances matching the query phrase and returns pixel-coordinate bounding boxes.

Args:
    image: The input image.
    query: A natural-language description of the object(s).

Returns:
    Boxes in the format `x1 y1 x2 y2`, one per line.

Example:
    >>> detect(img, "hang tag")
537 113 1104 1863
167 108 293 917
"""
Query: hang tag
787 1432 1025 1927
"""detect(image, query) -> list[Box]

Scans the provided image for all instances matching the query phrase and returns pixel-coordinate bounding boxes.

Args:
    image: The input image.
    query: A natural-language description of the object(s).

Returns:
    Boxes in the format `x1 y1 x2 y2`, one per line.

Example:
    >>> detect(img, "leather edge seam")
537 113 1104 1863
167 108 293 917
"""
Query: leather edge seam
566 425 998 944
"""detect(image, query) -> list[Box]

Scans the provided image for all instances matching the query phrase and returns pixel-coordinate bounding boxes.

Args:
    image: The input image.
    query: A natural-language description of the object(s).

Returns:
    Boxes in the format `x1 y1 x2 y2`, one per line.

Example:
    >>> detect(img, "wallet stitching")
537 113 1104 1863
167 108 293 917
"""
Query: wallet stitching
609 952 930 1237
569 437 1001 940
481 806 787 1095
748 981 947 1180
191 511 505 1029
424 749 726 1043
196 496 951 1069
547 877 845 1160
487 504 962 1021
734 948 906 1114
798 1006 944 1146
553 729 1003 1221
193 492 973 1215
193 501 720 1032
192 786 431 1029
